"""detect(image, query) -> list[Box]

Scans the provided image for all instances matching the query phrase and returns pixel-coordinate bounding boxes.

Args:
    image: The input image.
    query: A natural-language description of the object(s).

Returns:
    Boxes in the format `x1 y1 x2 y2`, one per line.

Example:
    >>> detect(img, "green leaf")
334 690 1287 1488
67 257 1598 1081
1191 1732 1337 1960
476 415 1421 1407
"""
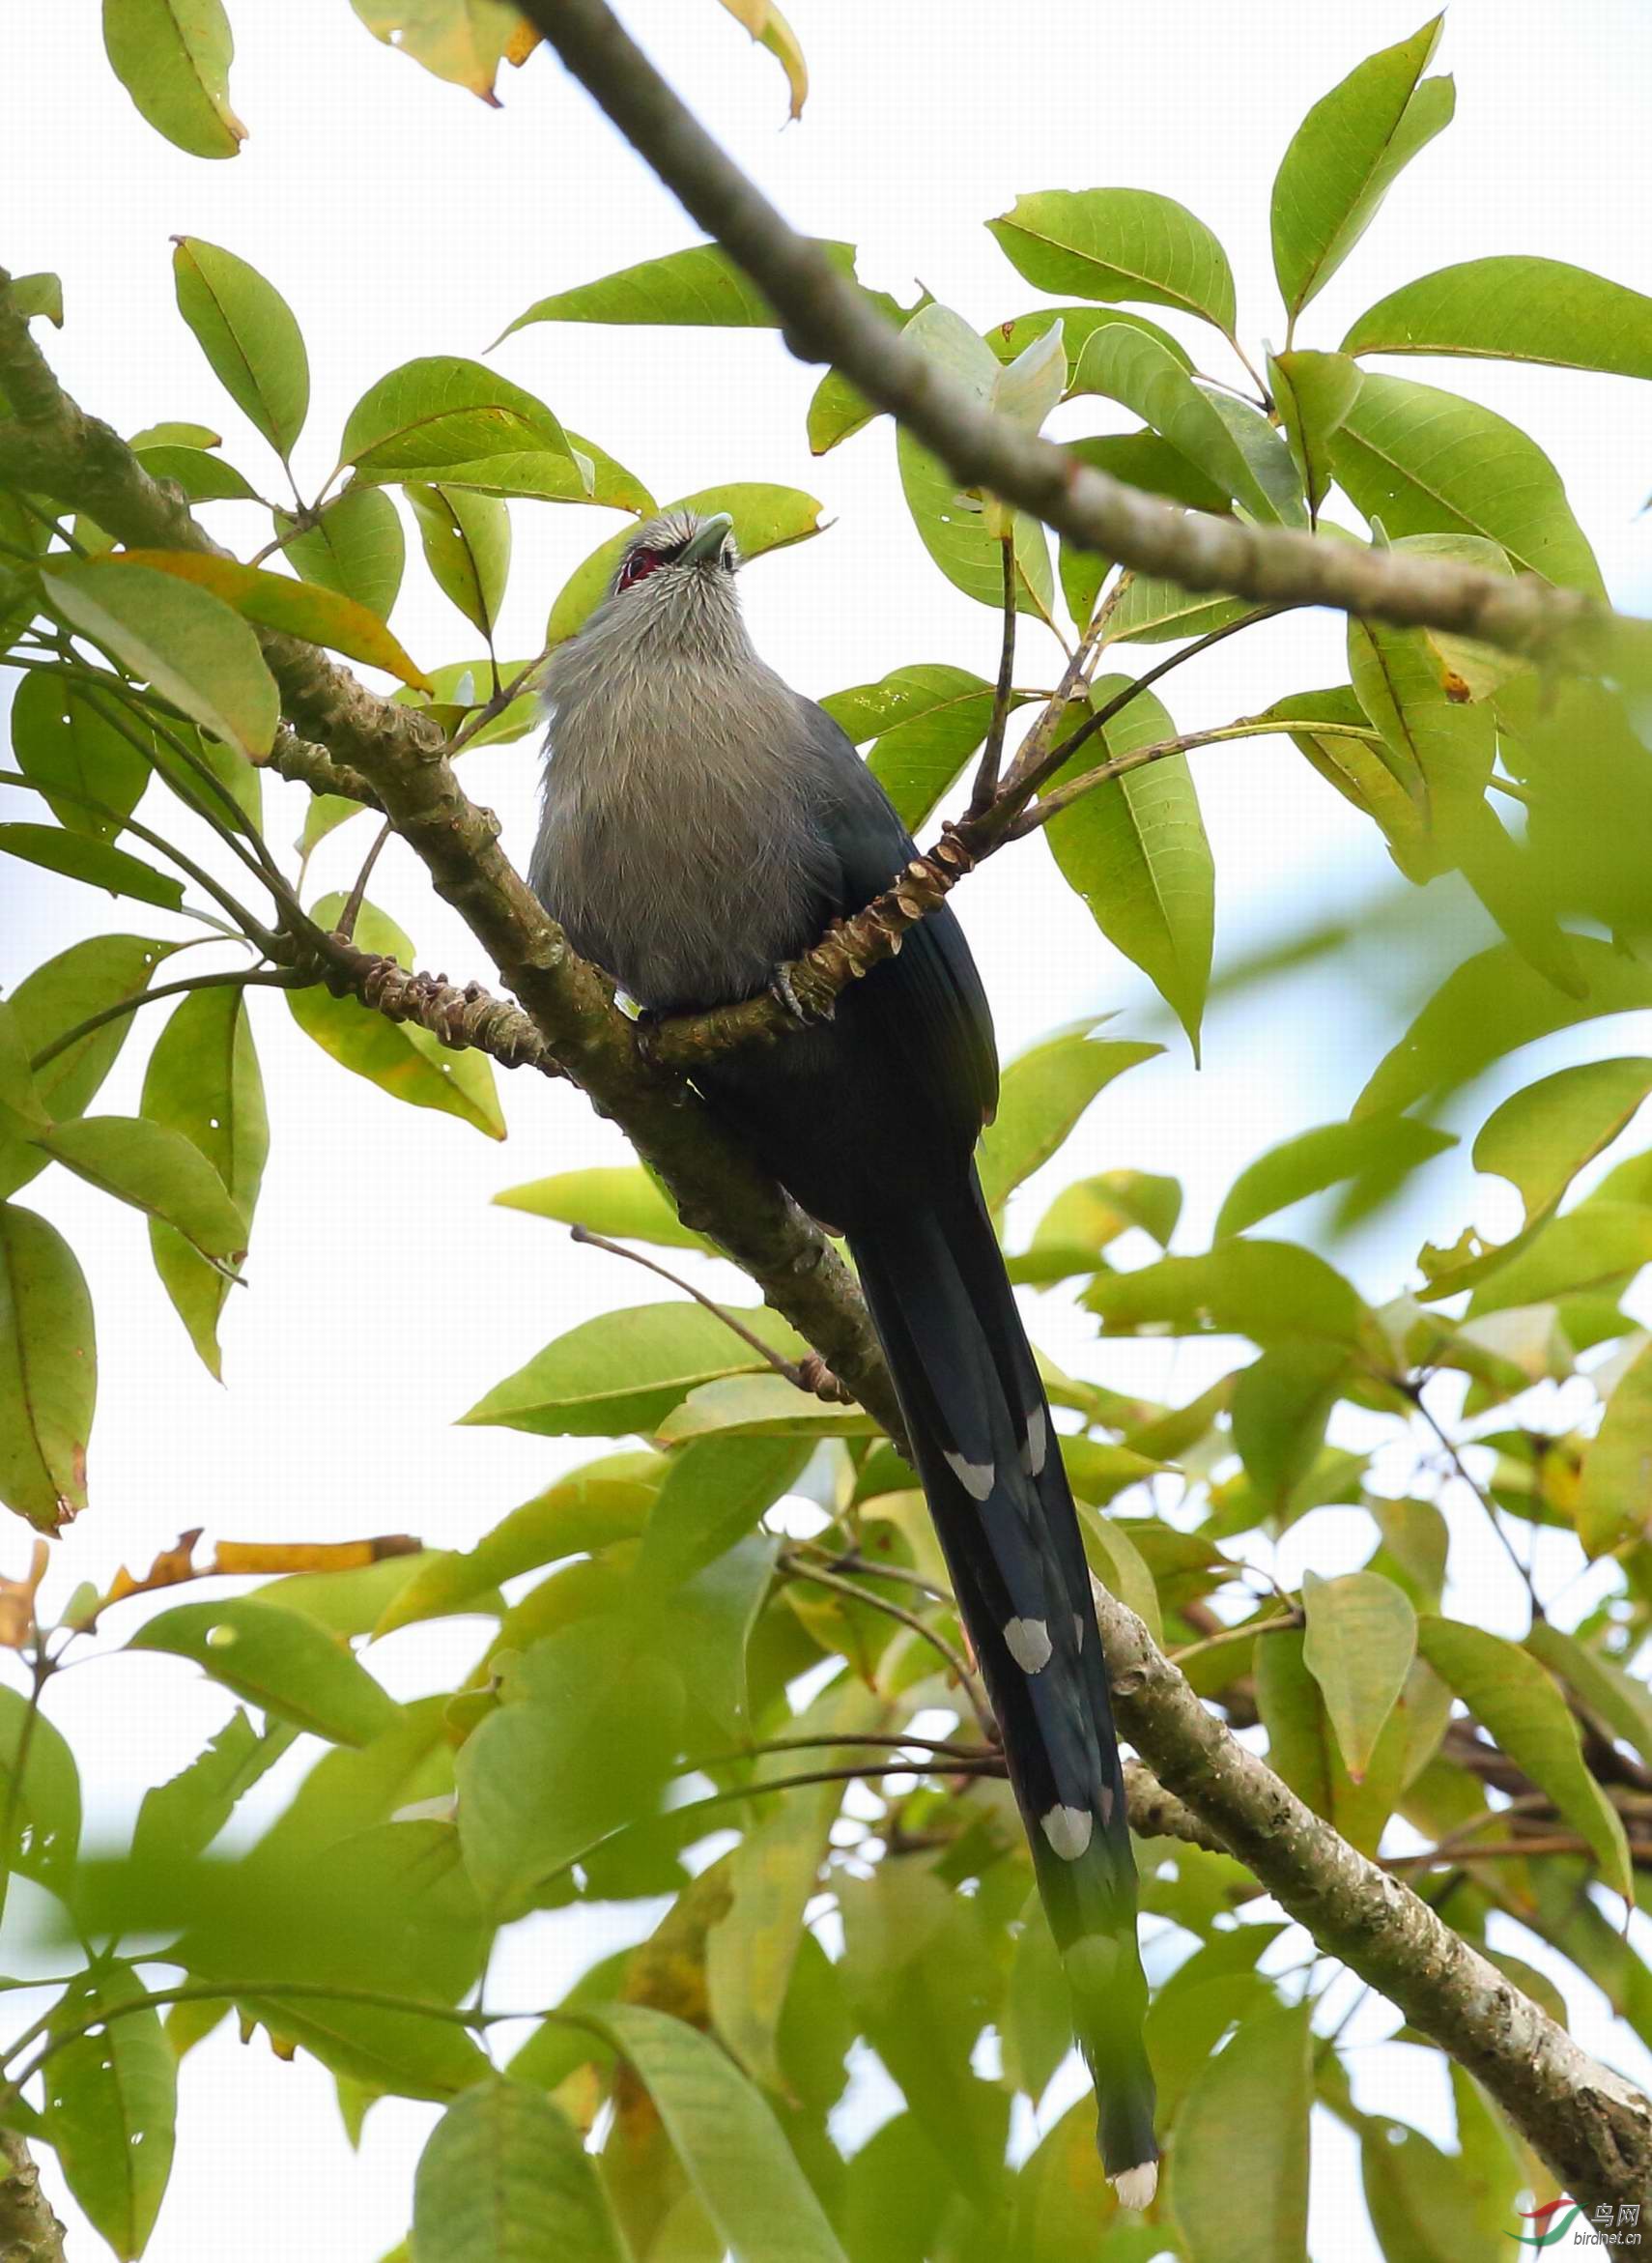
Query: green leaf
0 1684 80 1891
339 358 580 479
632 1435 809 1598
374 1452 663 1635
1268 350 1361 523
276 486 406 620
1014 1166 1182 1285
1172 1998 1311 2263
461 1302 807 1439
993 303 1193 380
132 1710 292 1869
821 664 1031 836
1525 1618 1652 1768
1270 16 1450 323
498 238 858 338
411 437 649 515
1577 1337 1652 1558
455 1619 683 1911
12 272 64 328
586 2002 850 2263
978 1023 1161 1212
141 984 270 1379
1043 678 1213 1058
1356 936 1652 1119
493 1164 705 1249
0 824 183 912
128 421 223 451
286 895 503 1139
1329 373 1604 594
1416 1617 1633 1901
1103 574 1255 646
1349 610 1495 857
41 559 279 759
1301 1568 1417 1778
656 1375 876 1444
1068 327 1281 523
33 1117 245 1261
1088 1239 1364 1345
412 2080 625 2263
43 1962 175 2257
9 668 152 837
545 484 824 645
114 549 430 690
101 0 243 159
129 1595 403 1745
1344 255 1652 377
406 484 511 640
707 1677 884 2093
171 239 307 460
1231 1343 1348 1511
895 306 1052 619
1267 682 1434 876
1480 1059 1652 1229
988 188 1237 333
0 938 176 1199
1216 1116 1453 1239
133 444 262 504
0 1003 49 1146
0 1204 95 1530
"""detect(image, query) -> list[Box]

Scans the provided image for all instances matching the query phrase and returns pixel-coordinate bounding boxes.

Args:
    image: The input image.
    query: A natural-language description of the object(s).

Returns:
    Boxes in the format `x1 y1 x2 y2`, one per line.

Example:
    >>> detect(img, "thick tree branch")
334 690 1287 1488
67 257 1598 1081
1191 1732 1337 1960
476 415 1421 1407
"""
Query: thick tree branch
523 0 1634 670
1089 1577 1652 2239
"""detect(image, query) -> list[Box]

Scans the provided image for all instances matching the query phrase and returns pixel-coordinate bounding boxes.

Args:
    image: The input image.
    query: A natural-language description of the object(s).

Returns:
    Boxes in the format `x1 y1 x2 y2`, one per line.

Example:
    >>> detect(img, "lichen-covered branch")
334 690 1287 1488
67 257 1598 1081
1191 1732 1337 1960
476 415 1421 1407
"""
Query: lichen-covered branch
1090 1577 1652 2242
523 0 1631 670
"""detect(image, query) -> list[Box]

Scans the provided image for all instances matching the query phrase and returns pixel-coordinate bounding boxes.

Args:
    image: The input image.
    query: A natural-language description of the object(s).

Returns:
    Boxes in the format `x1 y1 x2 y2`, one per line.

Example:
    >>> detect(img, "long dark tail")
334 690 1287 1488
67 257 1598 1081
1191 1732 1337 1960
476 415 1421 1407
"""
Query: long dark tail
848 1171 1158 2201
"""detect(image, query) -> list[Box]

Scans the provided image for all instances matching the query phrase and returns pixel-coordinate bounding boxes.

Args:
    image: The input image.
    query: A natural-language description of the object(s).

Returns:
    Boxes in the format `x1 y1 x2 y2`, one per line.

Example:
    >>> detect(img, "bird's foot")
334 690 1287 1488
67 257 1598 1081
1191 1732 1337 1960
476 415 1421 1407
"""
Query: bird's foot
770 962 833 1024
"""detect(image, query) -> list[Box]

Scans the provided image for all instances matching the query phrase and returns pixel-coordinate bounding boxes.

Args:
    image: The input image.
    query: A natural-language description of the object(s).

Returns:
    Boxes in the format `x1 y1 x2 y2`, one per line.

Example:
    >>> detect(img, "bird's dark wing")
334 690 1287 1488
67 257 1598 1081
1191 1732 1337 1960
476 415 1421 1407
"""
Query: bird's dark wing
692 696 996 1231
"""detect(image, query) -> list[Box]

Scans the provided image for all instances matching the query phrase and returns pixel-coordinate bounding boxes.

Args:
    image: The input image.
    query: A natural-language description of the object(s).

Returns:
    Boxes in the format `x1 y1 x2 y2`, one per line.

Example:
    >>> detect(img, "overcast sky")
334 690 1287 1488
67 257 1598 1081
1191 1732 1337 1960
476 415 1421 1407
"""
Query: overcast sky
4 3 1652 2255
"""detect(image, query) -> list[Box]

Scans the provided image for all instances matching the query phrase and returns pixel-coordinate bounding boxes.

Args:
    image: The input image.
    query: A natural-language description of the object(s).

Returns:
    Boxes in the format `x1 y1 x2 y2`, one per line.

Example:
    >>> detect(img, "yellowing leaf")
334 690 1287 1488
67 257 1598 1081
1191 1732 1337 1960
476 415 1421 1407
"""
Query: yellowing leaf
349 0 529 101
114 550 431 691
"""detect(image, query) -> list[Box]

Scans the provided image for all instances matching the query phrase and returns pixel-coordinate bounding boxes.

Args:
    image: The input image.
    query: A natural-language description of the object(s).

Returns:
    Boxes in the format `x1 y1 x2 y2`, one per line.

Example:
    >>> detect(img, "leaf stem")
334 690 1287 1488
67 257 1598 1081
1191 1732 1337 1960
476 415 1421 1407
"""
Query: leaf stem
26 968 307 1076
1006 717 1382 839
776 1547 992 1736
967 537 1018 817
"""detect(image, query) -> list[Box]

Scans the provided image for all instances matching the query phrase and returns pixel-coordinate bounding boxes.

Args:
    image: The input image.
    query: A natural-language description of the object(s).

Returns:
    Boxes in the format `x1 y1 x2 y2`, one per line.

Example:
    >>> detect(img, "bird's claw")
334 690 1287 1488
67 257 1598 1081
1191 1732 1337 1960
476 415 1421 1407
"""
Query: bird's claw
770 963 831 1024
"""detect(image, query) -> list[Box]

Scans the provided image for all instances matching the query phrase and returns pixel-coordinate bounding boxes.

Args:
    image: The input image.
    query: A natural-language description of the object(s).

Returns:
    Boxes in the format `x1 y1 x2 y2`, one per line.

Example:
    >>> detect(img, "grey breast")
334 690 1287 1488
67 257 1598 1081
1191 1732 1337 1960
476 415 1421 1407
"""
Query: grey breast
531 640 836 1014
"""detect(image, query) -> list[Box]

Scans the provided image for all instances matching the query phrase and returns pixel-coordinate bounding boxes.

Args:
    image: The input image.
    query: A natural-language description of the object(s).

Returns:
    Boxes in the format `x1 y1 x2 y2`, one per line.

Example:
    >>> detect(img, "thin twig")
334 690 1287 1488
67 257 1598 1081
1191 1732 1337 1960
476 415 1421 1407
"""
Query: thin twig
1006 718 1382 839
334 818 393 944
1407 1380 1544 1619
1023 604 1286 798
448 651 549 751
777 1547 993 1737
697 1730 998 1769
568 1222 851 1405
794 1543 952 1604
967 536 1018 817
26 968 307 1076
1168 1610 1302 1668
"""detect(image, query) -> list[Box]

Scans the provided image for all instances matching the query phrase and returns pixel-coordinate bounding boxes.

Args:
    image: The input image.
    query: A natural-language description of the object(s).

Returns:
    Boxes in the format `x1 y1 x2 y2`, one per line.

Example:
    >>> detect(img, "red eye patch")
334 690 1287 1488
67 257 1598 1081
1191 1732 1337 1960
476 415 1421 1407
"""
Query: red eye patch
617 548 666 592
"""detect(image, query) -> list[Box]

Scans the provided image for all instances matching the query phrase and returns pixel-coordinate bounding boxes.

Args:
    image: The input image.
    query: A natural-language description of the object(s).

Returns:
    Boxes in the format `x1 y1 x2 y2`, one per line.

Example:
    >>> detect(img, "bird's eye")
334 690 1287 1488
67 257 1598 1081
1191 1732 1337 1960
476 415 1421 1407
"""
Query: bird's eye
617 549 663 592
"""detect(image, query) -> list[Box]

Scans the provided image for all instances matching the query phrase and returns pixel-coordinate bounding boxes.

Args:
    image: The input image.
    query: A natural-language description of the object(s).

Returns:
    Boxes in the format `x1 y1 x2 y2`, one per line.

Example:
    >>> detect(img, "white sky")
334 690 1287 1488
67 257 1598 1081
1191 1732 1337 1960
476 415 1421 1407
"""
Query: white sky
4 3 1652 2255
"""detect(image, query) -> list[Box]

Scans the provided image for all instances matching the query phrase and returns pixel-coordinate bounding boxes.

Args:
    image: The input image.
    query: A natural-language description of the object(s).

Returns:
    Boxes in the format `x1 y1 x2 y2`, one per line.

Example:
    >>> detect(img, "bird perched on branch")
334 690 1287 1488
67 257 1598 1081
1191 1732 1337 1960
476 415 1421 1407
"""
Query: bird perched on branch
531 507 1157 2205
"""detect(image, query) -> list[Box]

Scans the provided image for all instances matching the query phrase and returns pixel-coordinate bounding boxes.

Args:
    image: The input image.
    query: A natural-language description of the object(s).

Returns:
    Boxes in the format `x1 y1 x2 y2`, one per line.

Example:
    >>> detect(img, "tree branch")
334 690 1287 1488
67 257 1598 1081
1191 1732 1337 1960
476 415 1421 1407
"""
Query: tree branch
0 2135 67 2263
1088 1575 1652 2238
523 0 1630 668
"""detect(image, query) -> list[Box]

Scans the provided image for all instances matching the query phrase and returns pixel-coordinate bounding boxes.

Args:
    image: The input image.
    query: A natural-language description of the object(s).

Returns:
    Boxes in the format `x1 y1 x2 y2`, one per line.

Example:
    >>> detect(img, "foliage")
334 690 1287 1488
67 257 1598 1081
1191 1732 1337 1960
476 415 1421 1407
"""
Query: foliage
2 11 1651 2260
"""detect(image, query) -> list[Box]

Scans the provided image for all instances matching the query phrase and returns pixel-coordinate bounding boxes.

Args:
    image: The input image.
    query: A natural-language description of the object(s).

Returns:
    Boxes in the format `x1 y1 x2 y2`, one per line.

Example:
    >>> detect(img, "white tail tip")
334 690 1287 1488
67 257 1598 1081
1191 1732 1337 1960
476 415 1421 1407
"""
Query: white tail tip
1111 2162 1158 2212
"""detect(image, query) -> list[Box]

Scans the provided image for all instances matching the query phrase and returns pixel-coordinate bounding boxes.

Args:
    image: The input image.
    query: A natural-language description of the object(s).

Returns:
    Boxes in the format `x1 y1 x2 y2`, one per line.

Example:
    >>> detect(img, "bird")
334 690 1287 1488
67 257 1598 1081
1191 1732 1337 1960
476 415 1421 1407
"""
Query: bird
530 506 1158 2206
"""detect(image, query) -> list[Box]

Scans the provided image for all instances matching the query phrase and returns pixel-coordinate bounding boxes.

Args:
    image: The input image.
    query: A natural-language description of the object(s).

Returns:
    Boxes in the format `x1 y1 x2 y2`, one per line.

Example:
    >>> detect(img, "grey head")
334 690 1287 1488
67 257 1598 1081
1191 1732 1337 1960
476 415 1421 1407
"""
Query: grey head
581 507 746 661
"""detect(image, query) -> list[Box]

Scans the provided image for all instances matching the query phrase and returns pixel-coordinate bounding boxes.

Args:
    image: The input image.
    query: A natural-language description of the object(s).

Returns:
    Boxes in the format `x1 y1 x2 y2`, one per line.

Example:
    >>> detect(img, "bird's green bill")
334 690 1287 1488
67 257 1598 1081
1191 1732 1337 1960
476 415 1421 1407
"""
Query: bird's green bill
679 512 734 564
